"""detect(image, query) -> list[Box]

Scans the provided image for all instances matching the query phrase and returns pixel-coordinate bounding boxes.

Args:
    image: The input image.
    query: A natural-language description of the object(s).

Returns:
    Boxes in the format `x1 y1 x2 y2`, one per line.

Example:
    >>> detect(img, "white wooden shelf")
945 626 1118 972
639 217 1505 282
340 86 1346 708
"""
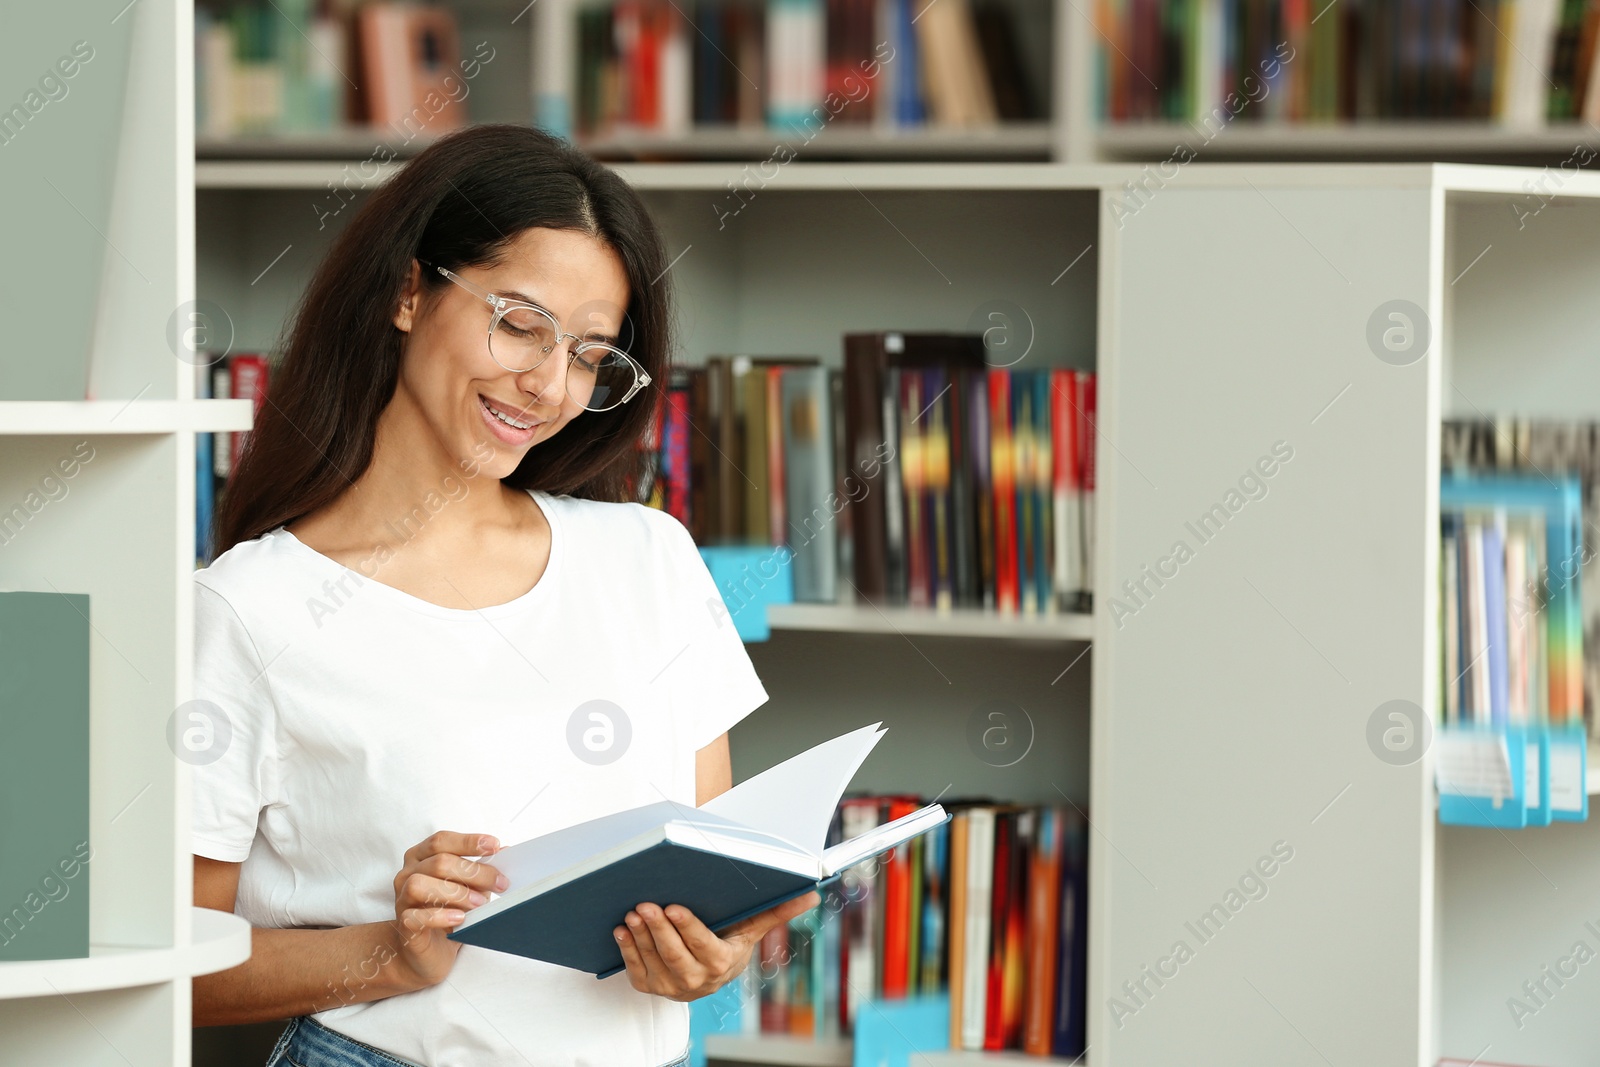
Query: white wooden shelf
767 603 1092 642
704 1033 853 1066
0 399 253 435
920 1051 1087 1065
1097 121 1600 158
703 1034 1083 1066
0 907 250 999
199 123 1055 164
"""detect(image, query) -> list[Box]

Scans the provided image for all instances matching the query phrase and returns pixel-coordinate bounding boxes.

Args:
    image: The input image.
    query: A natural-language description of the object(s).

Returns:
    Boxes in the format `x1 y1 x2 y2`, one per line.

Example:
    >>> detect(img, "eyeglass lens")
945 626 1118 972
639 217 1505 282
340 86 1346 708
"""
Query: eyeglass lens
491 305 637 412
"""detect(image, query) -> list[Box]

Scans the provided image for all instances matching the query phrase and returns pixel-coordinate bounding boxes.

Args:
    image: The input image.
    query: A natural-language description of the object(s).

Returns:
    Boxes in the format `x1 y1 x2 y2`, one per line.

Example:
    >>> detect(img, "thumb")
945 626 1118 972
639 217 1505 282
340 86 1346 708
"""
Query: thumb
720 891 822 946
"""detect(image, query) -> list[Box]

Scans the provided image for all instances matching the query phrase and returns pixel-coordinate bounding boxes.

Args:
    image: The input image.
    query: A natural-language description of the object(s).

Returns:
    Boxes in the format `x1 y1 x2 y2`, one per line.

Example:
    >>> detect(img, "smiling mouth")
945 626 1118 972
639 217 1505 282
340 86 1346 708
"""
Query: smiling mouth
480 396 540 431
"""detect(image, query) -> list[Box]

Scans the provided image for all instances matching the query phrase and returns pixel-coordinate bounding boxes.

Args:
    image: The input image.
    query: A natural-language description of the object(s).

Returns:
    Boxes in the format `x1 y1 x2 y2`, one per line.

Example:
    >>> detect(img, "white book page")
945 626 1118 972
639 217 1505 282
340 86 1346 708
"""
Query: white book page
820 804 948 876
485 800 752 890
701 722 886 856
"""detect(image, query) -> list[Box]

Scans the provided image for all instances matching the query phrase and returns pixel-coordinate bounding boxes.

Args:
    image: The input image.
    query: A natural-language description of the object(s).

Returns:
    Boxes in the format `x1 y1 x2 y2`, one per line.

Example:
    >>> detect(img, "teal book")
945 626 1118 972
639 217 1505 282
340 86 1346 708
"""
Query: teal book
0 591 91 960
449 724 948 977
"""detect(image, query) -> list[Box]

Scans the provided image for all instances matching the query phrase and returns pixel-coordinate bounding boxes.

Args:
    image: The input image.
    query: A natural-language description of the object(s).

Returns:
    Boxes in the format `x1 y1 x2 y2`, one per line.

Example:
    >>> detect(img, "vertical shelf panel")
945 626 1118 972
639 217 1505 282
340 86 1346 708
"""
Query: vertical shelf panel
0 436 182 952
1097 178 1439 1066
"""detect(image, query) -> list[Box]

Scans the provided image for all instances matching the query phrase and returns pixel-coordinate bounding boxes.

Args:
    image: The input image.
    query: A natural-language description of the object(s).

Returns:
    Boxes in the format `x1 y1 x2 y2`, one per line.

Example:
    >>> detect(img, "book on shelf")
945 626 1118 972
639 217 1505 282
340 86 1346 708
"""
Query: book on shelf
743 792 1090 1057
647 342 1096 619
1442 419 1600 739
1098 0 1600 127
0 591 92 962
448 723 949 977
572 0 1044 137
1436 468 1588 828
195 351 274 568
196 0 487 141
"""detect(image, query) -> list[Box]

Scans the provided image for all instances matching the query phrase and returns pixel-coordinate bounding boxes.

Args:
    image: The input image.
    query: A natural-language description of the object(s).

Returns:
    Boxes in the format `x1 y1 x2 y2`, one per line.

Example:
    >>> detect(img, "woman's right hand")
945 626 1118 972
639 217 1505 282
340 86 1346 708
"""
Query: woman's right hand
391 831 508 988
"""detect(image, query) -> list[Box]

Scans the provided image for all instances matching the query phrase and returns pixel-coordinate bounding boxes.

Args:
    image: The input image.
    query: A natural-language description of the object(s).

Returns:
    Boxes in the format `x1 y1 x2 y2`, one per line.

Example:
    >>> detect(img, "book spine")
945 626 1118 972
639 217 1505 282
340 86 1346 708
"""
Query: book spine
983 811 1010 1050
883 367 907 604
230 354 269 470
1078 371 1098 604
947 811 969 1047
989 371 1019 615
961 808 993 1050
901 370 927 609
843 337 888 600
783 367 837 602
971 373 994 610
1032 371 1054 614
929 367 953 612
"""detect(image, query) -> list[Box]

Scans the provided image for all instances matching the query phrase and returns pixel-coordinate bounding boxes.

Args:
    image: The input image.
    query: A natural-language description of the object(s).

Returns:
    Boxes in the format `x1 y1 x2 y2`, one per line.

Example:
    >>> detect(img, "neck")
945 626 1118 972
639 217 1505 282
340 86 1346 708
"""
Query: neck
320 389 522 552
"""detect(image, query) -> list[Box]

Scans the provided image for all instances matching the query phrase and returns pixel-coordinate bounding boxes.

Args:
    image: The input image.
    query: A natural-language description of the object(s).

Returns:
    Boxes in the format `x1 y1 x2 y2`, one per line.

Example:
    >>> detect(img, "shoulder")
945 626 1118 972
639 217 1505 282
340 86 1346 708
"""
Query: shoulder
537 493 696 560
194 529 323 626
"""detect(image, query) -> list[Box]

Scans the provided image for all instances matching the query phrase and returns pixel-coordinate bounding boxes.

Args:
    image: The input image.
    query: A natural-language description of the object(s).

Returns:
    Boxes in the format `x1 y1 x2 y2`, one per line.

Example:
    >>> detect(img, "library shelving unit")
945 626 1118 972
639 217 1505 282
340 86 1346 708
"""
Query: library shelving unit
0 1 252 1064
195 152 1600 1066
191 0 1600 171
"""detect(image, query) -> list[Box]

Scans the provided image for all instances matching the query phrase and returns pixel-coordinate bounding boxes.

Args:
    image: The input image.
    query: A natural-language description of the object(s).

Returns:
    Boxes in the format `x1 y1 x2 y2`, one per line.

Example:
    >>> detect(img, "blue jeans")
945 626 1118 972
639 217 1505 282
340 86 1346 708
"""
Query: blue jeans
265 1015 692 1067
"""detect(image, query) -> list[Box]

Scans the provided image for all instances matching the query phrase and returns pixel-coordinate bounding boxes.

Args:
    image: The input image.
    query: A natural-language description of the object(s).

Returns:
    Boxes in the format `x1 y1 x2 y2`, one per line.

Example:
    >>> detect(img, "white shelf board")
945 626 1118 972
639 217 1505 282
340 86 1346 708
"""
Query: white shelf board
578 122 1056 159
704 1033 852 1066
198 122 1054 162
702 1034 1084 1066
0 400 253 435
1098 120 1600 158
766 603 1092 642
920 1051 1087 1065
0 907 250 999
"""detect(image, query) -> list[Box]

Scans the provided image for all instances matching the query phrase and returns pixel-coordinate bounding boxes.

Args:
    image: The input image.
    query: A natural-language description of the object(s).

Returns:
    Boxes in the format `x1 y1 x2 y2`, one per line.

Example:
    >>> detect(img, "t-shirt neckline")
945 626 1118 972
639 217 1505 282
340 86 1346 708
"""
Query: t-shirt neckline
272 488 562 621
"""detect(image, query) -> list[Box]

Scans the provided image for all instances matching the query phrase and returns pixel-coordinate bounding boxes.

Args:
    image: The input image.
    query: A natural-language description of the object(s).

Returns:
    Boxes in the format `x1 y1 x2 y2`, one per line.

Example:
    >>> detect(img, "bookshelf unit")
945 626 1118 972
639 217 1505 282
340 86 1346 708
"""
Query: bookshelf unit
0 1 252 1065
193 155 1600 1066
190 0 1600 172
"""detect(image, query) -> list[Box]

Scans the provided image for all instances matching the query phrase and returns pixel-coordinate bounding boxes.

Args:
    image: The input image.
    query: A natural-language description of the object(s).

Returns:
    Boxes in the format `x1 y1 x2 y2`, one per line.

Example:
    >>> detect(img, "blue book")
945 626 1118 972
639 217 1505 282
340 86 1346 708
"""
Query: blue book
449 724 948 977
1482 520 1510 725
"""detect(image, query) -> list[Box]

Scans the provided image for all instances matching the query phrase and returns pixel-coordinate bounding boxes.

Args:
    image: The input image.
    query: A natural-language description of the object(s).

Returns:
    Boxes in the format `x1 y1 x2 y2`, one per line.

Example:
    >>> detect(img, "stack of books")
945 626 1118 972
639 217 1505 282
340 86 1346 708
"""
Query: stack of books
196 1 483 140
644 342 1097 616
573 0 1041 136
195 354 272 567
728 797 1089 1058
1098 0 1600 125
1442 419 1600 737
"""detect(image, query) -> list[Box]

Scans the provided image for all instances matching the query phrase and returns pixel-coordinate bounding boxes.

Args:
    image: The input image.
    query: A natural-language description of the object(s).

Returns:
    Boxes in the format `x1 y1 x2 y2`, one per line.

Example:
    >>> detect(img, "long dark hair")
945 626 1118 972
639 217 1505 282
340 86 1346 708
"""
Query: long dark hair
214 124 670 556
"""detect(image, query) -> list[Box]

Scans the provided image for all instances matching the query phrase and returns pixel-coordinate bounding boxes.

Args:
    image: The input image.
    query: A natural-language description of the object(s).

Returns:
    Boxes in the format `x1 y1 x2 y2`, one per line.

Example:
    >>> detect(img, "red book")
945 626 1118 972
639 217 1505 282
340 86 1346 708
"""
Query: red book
229 354 269 470
880 797 919 998
988 371 1019 614
1078 372 1097 601
664 383 691 526
983 812 1012 1050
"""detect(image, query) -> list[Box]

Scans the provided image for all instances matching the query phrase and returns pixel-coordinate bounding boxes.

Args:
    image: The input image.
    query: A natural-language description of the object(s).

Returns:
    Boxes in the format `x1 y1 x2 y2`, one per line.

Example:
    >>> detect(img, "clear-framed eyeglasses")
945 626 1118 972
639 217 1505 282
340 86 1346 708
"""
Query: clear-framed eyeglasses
425 262 651 412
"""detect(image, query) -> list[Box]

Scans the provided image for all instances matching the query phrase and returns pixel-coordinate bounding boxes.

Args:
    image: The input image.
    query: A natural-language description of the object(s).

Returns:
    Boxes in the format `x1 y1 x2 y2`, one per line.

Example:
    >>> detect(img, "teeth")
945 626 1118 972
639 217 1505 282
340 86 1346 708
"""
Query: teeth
484 399 534 430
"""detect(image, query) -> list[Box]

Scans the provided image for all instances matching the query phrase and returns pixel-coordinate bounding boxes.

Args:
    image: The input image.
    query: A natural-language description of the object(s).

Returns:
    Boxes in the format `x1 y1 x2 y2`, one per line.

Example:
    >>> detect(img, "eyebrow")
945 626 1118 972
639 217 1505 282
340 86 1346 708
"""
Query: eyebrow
493 287 621 344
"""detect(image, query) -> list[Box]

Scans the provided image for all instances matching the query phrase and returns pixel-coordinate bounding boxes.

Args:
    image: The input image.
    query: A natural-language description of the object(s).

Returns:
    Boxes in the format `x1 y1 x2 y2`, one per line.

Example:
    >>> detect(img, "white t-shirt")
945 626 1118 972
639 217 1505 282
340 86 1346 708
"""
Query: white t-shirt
191 490 768 1067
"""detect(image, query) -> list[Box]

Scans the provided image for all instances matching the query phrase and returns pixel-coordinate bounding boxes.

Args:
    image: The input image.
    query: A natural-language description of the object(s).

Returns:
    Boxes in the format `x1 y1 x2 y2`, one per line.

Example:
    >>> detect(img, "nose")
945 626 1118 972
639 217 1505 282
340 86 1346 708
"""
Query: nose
517 347 572 407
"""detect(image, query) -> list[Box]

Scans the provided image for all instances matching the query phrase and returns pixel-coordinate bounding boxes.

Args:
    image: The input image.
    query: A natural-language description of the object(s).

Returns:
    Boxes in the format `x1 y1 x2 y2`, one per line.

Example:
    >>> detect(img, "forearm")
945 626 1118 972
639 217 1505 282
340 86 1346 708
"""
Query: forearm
193 917 428 1026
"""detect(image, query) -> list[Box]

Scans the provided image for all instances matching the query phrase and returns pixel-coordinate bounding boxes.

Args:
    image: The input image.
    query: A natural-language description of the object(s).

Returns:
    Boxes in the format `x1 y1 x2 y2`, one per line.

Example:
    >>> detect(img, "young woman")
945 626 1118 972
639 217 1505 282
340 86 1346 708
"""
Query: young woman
191 124 817 1067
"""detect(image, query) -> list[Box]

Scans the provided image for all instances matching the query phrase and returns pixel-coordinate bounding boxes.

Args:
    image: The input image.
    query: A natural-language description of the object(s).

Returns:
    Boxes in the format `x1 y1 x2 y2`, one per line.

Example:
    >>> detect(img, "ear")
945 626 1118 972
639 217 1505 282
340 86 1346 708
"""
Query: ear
394 259 423 333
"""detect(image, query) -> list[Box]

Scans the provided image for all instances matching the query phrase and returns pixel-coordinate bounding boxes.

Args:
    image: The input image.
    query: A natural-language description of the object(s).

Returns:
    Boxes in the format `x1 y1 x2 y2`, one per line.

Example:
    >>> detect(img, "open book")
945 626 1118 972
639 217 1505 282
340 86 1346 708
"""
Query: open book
448 723 948 977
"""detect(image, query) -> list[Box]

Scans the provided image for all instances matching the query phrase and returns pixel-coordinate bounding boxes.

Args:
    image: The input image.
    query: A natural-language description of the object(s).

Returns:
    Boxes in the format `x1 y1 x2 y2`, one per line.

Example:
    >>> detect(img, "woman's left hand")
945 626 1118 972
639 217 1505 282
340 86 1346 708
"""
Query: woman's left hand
613 891 821 1002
